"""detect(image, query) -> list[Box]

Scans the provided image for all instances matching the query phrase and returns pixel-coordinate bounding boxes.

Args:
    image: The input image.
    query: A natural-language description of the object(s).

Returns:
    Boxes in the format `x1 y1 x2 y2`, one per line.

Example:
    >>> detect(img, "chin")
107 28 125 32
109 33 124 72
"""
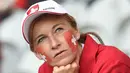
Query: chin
50 54 76 66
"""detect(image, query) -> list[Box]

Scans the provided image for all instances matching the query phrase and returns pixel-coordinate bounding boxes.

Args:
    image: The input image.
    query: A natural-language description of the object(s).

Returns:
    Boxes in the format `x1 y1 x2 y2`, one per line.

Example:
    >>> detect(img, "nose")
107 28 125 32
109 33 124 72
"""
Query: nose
49 35 60 49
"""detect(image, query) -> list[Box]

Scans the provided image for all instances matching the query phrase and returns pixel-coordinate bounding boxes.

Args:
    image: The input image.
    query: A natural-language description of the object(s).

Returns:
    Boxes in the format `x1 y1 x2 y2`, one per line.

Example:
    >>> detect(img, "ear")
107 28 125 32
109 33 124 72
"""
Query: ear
73 29 80 40
34 53 43 60
34 52 47 61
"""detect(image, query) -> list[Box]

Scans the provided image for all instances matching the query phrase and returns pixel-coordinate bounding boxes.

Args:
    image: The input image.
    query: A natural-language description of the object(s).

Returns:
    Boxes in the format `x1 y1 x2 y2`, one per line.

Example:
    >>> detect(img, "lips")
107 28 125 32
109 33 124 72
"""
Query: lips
54 50 67 58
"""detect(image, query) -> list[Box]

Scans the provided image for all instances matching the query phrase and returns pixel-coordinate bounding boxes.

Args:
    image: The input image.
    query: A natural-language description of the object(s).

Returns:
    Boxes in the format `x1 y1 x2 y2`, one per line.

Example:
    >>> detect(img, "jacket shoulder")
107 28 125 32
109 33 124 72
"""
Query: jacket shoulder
97 45 130 66
93 45 130 72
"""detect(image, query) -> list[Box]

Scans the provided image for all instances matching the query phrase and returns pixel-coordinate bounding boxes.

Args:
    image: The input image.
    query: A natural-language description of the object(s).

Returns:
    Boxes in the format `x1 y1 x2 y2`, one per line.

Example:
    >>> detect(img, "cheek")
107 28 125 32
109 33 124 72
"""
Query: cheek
63 31 78 52
35 47 52 62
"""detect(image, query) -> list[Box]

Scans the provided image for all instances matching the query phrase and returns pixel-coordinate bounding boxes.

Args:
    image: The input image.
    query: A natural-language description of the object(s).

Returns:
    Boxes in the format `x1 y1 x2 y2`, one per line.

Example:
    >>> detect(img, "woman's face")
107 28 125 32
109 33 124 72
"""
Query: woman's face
32 15 80 66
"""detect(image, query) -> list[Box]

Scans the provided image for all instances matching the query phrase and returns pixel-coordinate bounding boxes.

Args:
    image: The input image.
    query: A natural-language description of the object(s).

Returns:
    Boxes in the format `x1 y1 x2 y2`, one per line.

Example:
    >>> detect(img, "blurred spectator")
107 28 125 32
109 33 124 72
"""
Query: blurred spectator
15 0 27 9
0 0 28 73
15 0 46 9
0 0 45 73
0 0 14 22
63 0 130 56
0 0 15 72
0 42 2 73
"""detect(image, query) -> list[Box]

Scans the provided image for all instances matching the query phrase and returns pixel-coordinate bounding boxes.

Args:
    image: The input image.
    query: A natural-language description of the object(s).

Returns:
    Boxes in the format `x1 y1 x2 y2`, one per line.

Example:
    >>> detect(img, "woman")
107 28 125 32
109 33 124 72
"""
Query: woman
22 0 130 73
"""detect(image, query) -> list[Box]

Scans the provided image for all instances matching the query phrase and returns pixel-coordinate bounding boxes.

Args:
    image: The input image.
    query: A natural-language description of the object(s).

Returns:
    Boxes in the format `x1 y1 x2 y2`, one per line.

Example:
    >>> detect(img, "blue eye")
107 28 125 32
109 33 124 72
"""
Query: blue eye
55 28 63 33
37 37 45 44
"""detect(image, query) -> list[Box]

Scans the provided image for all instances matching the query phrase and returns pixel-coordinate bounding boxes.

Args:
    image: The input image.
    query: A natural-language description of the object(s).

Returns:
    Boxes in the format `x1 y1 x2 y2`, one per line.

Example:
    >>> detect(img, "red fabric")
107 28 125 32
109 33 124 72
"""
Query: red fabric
38 62 53 73
38 34 130 73
15 0 27 9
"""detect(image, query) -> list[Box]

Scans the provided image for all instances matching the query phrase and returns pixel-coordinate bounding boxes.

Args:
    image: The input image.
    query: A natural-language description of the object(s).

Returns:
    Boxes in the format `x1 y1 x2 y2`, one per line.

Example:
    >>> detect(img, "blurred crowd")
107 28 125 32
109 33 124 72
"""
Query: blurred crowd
0 0 130 73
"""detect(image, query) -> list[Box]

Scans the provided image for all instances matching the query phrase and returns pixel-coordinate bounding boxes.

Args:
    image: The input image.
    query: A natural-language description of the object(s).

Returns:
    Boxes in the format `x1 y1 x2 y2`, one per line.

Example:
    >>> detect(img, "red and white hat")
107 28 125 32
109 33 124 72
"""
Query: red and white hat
22 0 68 44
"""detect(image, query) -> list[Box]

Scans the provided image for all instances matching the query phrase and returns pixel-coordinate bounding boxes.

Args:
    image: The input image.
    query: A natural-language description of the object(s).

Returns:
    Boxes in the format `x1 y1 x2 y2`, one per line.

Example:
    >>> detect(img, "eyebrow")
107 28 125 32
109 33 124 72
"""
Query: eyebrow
52 23 64 30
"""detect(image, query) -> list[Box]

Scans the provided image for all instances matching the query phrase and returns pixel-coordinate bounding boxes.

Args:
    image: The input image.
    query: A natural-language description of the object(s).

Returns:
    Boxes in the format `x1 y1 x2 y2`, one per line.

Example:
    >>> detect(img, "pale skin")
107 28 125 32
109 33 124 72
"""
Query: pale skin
31 14 83 73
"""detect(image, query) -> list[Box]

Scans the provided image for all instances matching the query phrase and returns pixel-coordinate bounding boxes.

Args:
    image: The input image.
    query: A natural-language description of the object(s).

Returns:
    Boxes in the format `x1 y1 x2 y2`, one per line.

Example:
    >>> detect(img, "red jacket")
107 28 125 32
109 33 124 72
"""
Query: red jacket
38 35 130 73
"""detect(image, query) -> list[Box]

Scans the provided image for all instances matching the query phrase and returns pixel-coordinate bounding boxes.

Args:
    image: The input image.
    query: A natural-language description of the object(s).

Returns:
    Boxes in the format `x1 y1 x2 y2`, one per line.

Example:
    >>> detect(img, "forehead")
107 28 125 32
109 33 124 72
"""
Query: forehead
31 14 71 35
32 14 69 29
34 14 67 23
